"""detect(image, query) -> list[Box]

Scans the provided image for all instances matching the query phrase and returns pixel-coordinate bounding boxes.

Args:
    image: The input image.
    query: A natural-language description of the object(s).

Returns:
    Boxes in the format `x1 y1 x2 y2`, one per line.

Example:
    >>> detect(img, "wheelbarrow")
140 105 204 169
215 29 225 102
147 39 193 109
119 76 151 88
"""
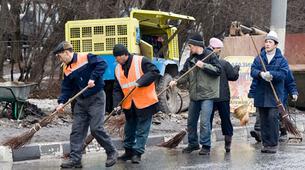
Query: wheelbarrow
0 82 37 120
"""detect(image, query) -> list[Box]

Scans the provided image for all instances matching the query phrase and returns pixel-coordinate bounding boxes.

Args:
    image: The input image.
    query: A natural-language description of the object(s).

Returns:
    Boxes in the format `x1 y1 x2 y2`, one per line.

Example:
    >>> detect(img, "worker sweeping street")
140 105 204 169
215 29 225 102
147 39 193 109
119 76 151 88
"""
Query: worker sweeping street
169 33 221 155
53 41 118 168
250 31 289 153
249 67 298 143
208 37 240 153
112 44 160 164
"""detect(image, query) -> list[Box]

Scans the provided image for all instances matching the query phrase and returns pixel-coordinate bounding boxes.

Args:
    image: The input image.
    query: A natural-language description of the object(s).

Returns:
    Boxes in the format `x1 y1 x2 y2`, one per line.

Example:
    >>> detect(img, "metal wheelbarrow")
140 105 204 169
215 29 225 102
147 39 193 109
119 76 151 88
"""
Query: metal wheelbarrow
0 82 37 120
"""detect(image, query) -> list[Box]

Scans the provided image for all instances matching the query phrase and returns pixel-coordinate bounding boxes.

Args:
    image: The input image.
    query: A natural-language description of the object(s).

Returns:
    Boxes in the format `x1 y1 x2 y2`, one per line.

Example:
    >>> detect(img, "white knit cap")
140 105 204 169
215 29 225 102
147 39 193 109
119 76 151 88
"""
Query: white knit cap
265 31 279 43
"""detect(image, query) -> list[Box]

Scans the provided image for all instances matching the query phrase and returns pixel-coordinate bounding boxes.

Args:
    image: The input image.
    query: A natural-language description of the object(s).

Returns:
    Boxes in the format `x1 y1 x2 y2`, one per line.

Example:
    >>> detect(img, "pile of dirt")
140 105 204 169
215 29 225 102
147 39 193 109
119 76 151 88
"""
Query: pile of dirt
30 81 61 99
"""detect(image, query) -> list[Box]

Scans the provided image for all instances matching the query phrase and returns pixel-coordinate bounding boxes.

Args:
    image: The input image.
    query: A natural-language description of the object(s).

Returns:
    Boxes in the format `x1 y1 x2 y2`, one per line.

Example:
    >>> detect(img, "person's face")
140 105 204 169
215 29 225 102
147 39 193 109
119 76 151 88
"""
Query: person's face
115 54 128 65
56 50 72 64
213 47 222 54
264 39 277 52
188 44 196 55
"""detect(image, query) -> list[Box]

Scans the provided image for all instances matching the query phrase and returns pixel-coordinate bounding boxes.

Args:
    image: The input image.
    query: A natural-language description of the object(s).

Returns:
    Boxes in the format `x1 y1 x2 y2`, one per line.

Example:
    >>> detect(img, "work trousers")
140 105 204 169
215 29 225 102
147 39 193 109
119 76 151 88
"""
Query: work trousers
123 102 156 154
70 90 116 163
258 107 280 147
211 101 233 136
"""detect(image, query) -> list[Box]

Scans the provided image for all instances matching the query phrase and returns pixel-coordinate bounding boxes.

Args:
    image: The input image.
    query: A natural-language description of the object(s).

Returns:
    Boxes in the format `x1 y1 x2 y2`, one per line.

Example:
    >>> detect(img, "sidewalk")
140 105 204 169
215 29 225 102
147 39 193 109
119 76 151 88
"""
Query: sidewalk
1 112 304 162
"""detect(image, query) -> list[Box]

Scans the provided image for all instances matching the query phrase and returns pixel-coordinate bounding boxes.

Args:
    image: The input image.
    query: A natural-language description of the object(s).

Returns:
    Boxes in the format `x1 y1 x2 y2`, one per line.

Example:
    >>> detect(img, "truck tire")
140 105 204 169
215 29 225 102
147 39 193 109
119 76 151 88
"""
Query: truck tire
157 73 180 114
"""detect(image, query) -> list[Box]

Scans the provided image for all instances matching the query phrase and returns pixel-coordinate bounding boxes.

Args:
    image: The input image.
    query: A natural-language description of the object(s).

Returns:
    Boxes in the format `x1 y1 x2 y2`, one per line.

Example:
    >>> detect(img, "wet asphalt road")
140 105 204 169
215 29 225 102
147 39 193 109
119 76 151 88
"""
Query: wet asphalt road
3 139 305 170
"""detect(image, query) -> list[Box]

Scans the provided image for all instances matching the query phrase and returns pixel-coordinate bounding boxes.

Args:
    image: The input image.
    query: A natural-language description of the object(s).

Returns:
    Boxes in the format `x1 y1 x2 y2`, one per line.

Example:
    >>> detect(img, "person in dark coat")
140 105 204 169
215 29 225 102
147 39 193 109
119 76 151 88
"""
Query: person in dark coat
250 31 289 153
249 67 298 142
54 41 118 168
169 33 222 155
208 38 240 153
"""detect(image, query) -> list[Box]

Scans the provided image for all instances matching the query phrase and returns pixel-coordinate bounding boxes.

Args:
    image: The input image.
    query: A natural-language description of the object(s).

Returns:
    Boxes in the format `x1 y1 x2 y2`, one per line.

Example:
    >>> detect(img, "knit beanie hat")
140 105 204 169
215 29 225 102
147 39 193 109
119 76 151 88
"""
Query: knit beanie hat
113 44 129 57
188 33 205 47
209 37 224 48
265 31 279 44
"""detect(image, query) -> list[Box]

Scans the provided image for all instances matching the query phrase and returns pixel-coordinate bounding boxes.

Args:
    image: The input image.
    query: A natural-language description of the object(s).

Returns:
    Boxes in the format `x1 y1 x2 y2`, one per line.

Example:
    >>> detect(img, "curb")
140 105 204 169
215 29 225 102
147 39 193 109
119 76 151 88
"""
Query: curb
0 125 252 162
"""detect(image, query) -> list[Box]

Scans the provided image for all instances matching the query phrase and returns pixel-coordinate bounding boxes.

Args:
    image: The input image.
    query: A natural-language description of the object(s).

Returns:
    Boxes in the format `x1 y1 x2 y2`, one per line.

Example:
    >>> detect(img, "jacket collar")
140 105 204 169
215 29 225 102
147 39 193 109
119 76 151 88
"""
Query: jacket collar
67 53 78 68
260 47 283 64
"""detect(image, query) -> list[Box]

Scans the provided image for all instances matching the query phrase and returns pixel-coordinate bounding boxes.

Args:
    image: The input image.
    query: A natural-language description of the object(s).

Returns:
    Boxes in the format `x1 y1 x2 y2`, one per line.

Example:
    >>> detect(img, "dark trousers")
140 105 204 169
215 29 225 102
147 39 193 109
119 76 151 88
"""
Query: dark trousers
70 90 116 163
258 107 280 147
254 109 286 135
211 101 233 136
123 103 156 154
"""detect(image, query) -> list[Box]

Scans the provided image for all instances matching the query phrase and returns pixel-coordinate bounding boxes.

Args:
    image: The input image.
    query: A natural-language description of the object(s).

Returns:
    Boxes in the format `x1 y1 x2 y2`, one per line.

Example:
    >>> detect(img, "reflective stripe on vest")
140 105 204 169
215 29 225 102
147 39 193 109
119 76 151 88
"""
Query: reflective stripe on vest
115 55 158 109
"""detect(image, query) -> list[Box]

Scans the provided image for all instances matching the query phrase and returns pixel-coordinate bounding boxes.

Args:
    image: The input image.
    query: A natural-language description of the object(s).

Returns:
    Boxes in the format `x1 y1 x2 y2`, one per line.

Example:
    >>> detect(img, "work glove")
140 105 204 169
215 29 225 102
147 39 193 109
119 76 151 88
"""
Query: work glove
260 71 273 82
292 94 298 102
113 106 122 115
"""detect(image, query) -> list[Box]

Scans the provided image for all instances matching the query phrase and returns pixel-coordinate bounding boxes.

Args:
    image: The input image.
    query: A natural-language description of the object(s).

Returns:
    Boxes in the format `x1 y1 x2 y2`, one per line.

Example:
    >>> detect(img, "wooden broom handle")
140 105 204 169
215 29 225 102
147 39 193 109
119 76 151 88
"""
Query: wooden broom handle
249 36 281 102
48 85 90 117
157 51 215 96
104 86 136 122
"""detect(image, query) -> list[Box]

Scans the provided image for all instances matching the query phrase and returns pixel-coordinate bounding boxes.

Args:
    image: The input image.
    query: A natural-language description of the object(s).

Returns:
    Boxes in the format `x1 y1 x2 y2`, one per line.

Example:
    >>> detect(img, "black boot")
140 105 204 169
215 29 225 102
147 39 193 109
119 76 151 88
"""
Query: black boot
131 153 142 164
60 159 82 168
105 150 118 167
224 135 232 153
250 130 261 142
182 145 200 153
118 148 133 161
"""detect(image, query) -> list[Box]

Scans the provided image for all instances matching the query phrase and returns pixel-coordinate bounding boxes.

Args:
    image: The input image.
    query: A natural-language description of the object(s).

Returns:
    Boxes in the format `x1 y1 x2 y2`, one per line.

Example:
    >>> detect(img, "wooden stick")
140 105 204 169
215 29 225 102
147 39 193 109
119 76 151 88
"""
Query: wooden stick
157 51 215 96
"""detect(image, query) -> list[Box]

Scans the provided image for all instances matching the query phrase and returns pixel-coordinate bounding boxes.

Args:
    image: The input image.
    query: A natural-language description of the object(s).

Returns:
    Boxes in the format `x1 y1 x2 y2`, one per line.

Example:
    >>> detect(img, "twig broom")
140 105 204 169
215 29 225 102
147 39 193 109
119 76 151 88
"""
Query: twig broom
249 35 301 137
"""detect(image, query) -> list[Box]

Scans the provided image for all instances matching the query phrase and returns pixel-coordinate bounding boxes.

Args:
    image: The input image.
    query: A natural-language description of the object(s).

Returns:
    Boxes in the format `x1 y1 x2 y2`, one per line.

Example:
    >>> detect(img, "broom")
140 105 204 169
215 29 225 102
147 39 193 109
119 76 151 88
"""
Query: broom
250 35 301 137
3 85 90 149
80 87 136 152
158 51 216 148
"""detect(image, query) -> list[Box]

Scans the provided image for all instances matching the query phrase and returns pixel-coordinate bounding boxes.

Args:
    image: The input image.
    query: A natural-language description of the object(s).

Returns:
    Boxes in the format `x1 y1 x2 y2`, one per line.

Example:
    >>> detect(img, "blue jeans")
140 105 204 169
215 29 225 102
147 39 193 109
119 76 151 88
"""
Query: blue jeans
123 103 155 154
187 99 214 148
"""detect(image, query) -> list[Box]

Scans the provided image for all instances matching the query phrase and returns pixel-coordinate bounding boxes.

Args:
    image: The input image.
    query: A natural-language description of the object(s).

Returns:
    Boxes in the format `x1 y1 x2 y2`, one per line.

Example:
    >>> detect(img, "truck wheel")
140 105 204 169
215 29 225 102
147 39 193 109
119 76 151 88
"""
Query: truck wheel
157 73 180 114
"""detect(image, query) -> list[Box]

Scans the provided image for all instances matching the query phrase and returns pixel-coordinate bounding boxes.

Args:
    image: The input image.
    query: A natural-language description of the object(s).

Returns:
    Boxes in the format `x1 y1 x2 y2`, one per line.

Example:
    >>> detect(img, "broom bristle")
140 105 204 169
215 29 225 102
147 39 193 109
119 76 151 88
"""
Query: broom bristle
158 129 187 148
3 130 36 149
283 117 301 137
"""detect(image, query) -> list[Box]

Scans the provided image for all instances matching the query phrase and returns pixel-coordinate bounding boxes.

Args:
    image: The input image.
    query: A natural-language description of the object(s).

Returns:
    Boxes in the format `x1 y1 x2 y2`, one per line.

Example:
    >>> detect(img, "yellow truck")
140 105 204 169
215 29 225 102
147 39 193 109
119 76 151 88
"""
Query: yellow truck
65 9 195 113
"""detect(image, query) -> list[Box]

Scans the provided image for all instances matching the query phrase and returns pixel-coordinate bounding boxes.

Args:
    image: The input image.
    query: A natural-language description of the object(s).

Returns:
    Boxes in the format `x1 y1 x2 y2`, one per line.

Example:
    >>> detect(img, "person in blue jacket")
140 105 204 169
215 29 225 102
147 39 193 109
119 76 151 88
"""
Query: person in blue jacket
249 68 298 142
53 41 118 168
250 31 289 153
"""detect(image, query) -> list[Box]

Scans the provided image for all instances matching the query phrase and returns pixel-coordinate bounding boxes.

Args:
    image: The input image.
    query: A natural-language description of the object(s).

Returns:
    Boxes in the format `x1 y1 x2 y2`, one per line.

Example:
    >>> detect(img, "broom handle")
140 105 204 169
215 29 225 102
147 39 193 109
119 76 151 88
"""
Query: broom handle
249 36 282 105
48 85 90 118
82 86 136 150
157 51 215 96
104 86 136 122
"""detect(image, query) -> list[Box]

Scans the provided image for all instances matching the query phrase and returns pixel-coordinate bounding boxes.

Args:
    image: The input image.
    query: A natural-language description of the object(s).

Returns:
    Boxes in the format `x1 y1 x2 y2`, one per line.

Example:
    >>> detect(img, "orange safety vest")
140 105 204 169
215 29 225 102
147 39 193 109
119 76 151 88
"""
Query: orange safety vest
64 53 88 76
115 55 158 109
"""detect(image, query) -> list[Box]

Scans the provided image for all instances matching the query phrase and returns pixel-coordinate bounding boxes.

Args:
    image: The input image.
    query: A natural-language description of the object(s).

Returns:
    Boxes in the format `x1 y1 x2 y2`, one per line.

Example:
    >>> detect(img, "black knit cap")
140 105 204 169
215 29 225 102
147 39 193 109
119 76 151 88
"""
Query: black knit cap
188 33 205 47
113 44 129 57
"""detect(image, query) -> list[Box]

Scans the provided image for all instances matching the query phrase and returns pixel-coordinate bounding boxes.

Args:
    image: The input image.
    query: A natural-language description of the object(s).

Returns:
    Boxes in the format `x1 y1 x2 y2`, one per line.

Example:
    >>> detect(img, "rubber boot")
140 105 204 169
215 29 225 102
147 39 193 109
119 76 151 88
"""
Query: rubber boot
224 135 232 153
